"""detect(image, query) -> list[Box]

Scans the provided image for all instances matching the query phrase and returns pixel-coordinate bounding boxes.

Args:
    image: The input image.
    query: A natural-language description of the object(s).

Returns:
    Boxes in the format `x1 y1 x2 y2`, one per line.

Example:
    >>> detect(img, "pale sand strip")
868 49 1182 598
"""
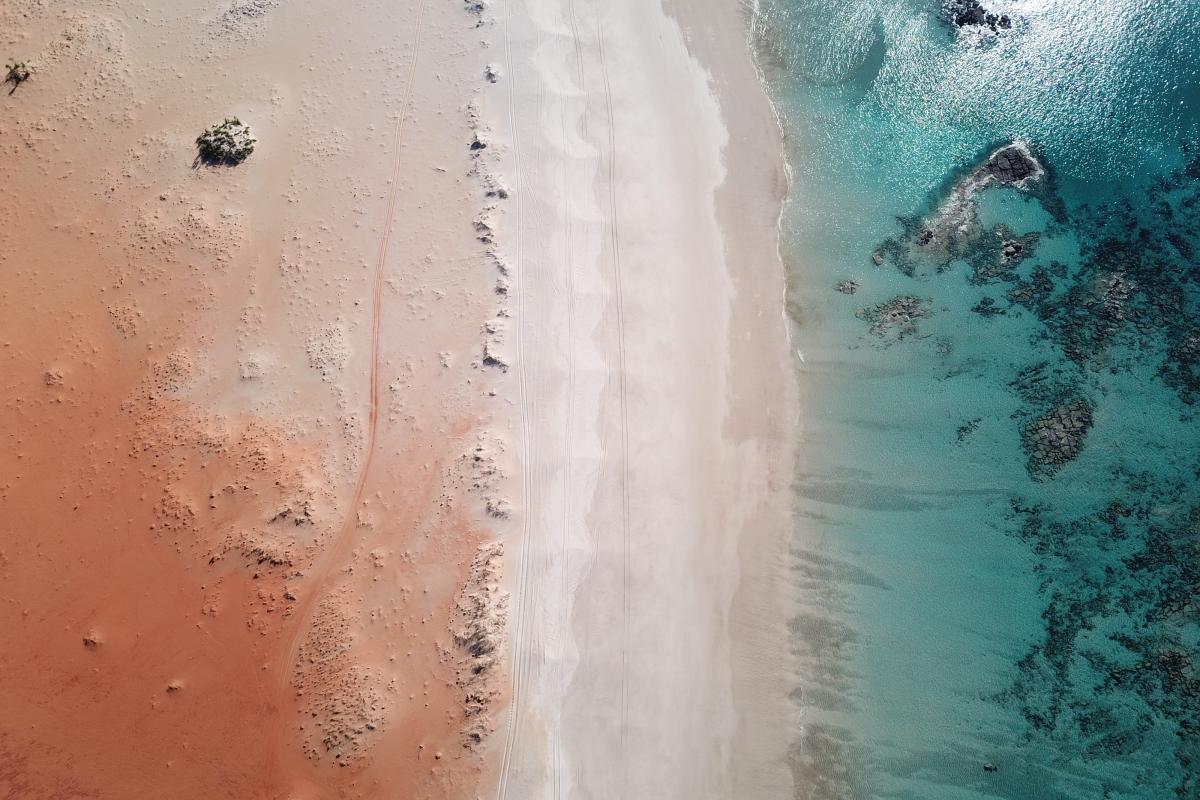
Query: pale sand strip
481 0 797 796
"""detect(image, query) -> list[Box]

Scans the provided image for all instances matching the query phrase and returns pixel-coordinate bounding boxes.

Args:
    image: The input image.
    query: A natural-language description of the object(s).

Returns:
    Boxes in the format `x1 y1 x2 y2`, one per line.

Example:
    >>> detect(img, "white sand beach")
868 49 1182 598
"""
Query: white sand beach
478 0 797 796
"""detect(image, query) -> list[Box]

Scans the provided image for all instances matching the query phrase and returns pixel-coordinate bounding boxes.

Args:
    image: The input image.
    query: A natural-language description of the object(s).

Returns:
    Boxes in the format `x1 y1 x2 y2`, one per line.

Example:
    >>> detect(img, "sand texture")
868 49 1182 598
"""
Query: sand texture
0 0 795 797
1 0 510 796
470 0 798 797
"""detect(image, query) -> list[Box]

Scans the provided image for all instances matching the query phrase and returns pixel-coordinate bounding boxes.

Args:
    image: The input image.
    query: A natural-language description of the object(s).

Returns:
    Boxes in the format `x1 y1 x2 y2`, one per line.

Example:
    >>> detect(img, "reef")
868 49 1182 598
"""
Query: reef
856 295 931 341
1004 494 1200 798
869 141 1200 793
1020 398 1092 480
943 0 1012 33
874 141 1051 278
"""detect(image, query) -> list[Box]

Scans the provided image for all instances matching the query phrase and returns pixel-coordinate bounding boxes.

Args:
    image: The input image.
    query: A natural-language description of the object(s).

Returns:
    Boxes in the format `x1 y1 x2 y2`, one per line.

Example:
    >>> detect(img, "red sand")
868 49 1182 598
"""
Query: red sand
0 0 505 797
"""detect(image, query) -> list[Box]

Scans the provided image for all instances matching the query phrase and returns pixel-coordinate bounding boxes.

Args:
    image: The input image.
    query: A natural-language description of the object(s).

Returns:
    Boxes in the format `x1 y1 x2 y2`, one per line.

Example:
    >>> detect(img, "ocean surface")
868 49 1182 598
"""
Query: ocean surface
751 1 1200 798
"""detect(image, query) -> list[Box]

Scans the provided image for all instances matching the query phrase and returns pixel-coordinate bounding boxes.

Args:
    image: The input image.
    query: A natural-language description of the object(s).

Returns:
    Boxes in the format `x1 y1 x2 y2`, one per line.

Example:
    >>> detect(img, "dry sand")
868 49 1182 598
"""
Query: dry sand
476 0 797 797
0 0 795 797
2 0 508 796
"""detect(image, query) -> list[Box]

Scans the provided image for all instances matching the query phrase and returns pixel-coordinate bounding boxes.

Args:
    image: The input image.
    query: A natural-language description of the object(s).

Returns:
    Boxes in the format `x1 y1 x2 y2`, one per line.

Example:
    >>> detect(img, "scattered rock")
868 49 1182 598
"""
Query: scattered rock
835 280 860 295
293 601 389 767
956 417 982 441
305 324 350 380
481 320 509 371
485 497 511 519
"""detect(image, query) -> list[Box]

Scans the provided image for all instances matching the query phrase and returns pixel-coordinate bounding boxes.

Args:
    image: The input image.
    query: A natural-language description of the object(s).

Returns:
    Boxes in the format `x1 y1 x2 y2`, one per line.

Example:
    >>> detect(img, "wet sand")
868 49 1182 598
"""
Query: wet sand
0 0 795 797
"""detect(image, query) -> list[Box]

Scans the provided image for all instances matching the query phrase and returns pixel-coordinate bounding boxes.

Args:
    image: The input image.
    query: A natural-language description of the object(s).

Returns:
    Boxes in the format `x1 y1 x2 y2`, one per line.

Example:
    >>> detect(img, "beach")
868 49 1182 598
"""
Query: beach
0 0 796 797
484 0 796 796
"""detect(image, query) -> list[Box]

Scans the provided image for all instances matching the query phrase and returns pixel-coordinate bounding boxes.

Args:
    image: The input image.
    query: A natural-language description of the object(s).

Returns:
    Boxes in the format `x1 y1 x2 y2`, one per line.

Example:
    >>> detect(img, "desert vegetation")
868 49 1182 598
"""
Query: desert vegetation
195 117 256 165
5 61 31 93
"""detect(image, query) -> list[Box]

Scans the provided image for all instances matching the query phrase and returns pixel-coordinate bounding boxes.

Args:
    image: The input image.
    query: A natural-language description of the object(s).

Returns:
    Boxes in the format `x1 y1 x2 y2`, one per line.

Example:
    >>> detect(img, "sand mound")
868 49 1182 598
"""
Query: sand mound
293 598 392 766
450 541 508 748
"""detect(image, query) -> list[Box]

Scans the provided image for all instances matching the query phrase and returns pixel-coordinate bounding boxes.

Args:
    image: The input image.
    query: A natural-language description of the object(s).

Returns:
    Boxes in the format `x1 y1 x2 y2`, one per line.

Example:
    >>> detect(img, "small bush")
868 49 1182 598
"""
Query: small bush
195 117 256 165
5 60 31 89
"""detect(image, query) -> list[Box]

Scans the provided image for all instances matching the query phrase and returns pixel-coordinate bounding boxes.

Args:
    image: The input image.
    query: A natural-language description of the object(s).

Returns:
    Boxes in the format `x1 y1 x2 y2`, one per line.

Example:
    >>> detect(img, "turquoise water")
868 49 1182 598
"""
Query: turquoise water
752 1 1200 797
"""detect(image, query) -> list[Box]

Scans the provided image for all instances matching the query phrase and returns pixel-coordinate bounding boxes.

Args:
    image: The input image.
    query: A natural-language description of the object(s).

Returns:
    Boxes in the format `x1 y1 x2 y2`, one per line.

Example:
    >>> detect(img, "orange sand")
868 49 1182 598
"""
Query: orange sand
0 0 508 797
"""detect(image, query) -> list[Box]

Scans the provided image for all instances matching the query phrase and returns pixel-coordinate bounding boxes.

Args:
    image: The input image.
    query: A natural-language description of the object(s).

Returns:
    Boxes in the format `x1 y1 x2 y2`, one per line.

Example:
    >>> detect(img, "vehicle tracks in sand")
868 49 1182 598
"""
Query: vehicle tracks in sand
552 0 586 794
495 0 534 795
263 0 427 789
595 17 633 794
495 3 631 798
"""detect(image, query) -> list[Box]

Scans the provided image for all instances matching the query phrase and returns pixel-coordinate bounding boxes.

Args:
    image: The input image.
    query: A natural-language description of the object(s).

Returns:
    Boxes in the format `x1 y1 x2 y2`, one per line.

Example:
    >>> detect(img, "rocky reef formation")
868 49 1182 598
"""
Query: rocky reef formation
874 141 1051 278
1020 398 1093 480
1162 329 1200 405
868 141 1200 793
856 295 931 341
1004 494 1200 799
943 0 1012 33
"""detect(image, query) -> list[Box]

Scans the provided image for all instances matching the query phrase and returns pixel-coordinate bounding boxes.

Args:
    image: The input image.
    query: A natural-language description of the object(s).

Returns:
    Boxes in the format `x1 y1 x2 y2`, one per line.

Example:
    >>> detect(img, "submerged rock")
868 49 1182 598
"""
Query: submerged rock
1021 398 1093 480
856 295 931 341
944 0 1013 33
874 141 1049 278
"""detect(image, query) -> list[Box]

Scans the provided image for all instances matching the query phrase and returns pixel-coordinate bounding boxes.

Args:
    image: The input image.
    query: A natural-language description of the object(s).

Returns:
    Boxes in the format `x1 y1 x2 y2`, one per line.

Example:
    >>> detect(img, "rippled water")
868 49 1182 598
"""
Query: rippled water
752 1 1200 798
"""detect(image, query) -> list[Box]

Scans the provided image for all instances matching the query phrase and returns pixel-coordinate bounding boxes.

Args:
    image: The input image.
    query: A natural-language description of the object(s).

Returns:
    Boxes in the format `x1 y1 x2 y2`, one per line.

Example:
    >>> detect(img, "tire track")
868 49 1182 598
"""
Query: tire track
264 0 427 788
496 0 535 795
554 6 584 794
595 16 632 795
556 2 589 796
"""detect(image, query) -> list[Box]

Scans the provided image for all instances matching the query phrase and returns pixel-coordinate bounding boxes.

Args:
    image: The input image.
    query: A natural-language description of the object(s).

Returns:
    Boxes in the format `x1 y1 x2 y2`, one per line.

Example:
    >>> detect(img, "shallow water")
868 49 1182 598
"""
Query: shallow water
752 1 1200 797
